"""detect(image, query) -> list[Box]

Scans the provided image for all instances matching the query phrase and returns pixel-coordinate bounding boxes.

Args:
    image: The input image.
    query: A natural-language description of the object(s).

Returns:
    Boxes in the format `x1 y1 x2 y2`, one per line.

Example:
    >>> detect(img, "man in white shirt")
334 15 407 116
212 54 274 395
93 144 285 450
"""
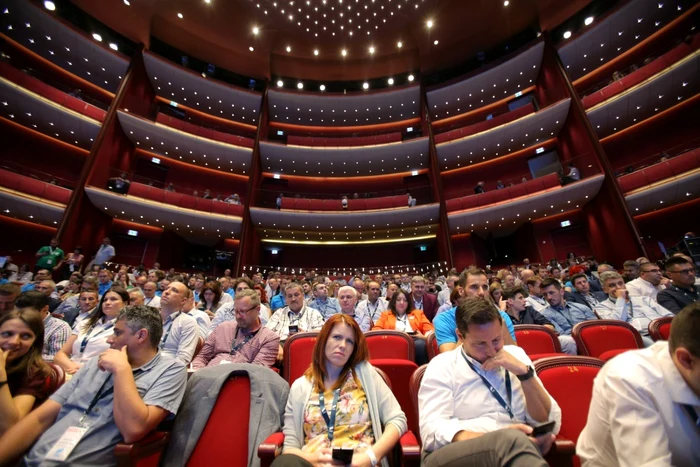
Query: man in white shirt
626 262 665 301
143 281 162 308
419 297 561 467
594 271 673 347
92 237 116 268
337 286 371 332
524 276 548 312
356 281 388 323
577 304 700 467
266 283 324 360
437 274 460 307
158 281 199 365
182 292 211 339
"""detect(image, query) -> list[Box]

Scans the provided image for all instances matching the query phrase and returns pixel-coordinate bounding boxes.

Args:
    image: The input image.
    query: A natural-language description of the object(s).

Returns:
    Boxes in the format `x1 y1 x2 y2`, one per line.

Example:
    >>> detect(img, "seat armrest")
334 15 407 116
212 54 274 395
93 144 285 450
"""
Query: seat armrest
259 432 285 467
544 437 576 467
398 431 421 467
114 431 170 467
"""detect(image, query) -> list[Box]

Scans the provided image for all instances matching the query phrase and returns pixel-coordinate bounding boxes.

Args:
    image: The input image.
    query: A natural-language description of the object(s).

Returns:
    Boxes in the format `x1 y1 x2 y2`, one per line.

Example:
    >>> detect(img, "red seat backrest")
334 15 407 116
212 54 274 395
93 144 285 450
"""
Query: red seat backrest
648 316 674 341
445 198 462 212
283 332 319 384
514 325 562 355
370 358 419 439
426 333 438 361
179 194 198 210
0 169 21 190
409 365 428 444
572 320 644 359
617 171 648 193
128 182 150 199
187 375 251 466
364 331 415 361
534 357 603 444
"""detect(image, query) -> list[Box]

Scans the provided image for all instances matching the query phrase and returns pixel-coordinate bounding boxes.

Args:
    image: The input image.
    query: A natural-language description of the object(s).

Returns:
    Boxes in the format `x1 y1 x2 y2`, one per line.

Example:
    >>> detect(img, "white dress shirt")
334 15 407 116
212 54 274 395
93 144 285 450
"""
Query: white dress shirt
159 311 200 366
186 309 212 339
437 287 452 307
594 297 673 336
144 295 161 308
578 342 700 467
626 277 664 301
418 345 562 453
355 297 388 323
526 295 548 313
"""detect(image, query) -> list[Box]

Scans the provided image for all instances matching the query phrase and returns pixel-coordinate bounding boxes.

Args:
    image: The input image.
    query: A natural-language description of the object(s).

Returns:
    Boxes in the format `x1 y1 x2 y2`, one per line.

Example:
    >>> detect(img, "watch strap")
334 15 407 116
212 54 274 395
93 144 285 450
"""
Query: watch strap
517 366 535 382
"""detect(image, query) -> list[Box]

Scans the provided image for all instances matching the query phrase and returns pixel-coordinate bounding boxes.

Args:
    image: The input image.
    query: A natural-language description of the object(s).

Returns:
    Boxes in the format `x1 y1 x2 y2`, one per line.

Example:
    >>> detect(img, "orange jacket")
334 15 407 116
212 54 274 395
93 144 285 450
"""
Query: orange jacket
372 309 434 334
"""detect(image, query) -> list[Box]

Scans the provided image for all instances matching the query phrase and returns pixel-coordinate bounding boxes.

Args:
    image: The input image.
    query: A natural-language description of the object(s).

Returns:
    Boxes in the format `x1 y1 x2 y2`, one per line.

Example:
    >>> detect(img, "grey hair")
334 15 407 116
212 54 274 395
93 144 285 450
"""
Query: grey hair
599 271 623 284
338 285 358 299
40 280 56 291
129 288 145 299
234 289 260 307
116 305 163 348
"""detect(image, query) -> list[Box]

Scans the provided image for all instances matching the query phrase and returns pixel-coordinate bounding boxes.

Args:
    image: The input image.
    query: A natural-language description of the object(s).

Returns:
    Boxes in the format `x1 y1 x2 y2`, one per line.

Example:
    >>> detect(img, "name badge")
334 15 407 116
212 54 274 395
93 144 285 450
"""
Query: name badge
219 360 232 365
288 324 299 335
46 259 53 265
44 425 88 461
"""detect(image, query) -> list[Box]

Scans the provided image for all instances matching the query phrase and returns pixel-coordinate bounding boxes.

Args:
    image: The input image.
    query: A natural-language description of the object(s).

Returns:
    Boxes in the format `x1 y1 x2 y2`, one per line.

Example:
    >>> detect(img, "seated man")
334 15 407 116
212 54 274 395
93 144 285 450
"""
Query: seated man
0 283 20 317
69 289 99 330
540 278 597 348
20 269 51 293
564 273 607 310
626 262 665 301
434 269 516 353
142 281 162 308
0 305 188 465
97 269 114 296
594 271 673 347
577 303 700 466
128 288 145 306
266 283 324 357
524 277 548 313
337 286 371 332
420 297 561 467
158 282 200 366
657 256 698 314
191 290 279 369
34 280 62 313
15 291 71 362
502 286 577 355
356 280 389 323
306 282 341 320
181 292 211 340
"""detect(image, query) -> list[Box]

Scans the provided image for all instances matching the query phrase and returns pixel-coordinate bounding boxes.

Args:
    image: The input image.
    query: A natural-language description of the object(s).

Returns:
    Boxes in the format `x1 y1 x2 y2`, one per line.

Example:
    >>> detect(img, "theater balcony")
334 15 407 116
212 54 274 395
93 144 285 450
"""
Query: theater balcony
0 0 129 98
142 51 261 136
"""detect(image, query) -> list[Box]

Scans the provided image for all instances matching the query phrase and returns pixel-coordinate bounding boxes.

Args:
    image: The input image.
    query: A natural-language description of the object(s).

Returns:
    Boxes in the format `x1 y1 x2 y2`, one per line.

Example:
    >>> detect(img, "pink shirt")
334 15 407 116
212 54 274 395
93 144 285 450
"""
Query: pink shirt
191 321 280 370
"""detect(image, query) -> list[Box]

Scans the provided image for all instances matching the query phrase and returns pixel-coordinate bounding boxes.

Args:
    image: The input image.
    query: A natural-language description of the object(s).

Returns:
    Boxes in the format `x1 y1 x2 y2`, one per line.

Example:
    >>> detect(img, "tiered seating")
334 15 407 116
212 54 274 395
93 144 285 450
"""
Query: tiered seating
0 168 72 204
287 132 402 147
617 148 700 193
155 113 255 148
433 103 535 144
127 182 244 217
281 194 410 212
445 172 560 213
0 62 107 122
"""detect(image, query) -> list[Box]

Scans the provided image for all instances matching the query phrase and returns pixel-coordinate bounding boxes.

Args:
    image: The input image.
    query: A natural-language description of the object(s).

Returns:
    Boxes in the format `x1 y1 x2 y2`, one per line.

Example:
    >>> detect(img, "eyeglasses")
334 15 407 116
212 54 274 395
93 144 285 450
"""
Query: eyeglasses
234 304 259 315
669 268 696 275
642 268 661 274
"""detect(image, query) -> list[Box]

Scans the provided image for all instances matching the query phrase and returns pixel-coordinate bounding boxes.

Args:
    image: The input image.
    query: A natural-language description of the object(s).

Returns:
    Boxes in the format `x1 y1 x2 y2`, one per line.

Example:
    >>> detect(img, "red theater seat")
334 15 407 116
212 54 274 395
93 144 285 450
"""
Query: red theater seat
668 150 699 175
514 325 563 356
347 199 365 210
210 201 228 215
365 198 382 210
280 197 295 210
308 199 324 211
323 199 343 210
44 185 72 204
179 194 198 210
394 194 409 208
195 198 214 212
370 358 420 437
461 195 478 210
283 332 319 384
644 163 674 184
648 316 673 341
426 333 439 361
163 191 183 206
541 172 561 189
364 331 415 361
226 203 244 217
618 171 648 193
295 198 310 210
127 182 150 199
572 320 644 361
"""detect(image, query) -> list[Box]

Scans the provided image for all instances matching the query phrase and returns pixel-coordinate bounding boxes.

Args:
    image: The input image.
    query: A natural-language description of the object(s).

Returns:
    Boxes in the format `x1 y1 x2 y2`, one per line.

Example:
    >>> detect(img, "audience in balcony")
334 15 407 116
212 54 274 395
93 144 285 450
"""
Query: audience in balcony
276 193 283 210
225 193 241 204
473 181 486 194
407 193 417 207
165 183 176 192
107 172 131 194
496 180 505 190
202 189 212 199
342 196 348 209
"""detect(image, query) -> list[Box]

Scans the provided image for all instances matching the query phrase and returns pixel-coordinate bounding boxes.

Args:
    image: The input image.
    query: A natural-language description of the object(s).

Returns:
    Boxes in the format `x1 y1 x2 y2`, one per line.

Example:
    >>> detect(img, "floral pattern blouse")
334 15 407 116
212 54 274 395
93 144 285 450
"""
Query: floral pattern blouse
302 370 375 453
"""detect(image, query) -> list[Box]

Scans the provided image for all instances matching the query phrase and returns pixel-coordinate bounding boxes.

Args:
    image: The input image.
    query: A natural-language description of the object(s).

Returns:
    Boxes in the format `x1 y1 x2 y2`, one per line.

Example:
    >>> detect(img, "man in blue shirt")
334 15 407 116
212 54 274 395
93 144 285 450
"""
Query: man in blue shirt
539 278 598 354
434 268 515 353
20 269 51 293
97 269 113 296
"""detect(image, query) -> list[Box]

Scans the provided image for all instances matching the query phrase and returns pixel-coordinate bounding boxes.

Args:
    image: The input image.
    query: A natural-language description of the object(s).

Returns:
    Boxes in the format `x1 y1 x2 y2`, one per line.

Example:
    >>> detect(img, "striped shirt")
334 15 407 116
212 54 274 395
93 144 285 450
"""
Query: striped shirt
42 314 71 362
191 322 280 369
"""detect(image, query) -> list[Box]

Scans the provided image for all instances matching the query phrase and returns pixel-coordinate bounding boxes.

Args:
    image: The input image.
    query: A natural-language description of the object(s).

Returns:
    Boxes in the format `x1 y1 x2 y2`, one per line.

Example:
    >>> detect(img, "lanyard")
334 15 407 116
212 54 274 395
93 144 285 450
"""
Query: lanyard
79 375 113 425
318 388 341 442
683 405 700 429
230 327 257 354
160 312 181 348
461 348 514 419
80 320 114 354
288 308 306 325
367 300 379 317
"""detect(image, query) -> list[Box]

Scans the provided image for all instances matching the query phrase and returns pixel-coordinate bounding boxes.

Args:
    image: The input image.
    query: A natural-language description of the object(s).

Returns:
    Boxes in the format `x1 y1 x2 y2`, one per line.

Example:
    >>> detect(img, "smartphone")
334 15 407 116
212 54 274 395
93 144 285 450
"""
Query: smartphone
332 448 354 464
530 420 556 437
288 325 299 334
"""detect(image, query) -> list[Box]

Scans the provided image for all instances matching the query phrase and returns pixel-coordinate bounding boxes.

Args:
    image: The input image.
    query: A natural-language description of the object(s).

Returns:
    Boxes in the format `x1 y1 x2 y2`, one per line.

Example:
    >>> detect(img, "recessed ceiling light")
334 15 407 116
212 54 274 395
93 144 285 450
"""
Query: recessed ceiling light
563 31 572 39
434 40 439 45
297 82 304 89
408 74 415 82
585 16 594 25
286 45 291 52
314 49 319 56
319 84 326 91
204 0 211 3
397 41 403 48
387 78 394 85
109 42 118 51
92 33 102 42
369 46 375 54
276 80 284 87
341 49 347 57
362 82 369 90
123 0 130 4
426 20 434 29
177 13 183 19
43 1 55 11
249 46 255 52
503 0 509 6
253 26 260 35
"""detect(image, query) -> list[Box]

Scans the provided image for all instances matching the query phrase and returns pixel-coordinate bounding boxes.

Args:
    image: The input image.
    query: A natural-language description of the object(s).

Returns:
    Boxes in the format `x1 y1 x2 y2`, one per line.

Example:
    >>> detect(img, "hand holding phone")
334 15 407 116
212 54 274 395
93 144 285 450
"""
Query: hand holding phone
332 448 354 464
530 420 556 437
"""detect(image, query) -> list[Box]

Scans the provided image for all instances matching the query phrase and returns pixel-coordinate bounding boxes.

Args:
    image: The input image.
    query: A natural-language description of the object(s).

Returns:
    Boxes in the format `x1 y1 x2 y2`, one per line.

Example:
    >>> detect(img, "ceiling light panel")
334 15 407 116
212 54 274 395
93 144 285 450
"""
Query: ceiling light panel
586 53 699 139
426 42 545 121
558 0 690 81
259 137 429 177
436 99 571 171
142 52 262 126
267 85 421 127
0 78 101 149
117 111 253 175
0 0 129 93
255 224 438 244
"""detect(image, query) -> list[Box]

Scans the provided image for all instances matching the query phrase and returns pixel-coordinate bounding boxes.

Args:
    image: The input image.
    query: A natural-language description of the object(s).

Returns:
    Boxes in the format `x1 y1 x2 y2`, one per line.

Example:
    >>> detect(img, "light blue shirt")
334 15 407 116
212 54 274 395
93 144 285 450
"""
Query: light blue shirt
434 306 516 348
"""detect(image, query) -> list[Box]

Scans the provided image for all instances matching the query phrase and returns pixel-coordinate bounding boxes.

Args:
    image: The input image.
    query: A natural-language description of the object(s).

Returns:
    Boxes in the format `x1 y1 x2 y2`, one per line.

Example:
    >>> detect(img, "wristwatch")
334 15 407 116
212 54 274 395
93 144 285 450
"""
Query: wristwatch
516 366 535 382
366 448 378 467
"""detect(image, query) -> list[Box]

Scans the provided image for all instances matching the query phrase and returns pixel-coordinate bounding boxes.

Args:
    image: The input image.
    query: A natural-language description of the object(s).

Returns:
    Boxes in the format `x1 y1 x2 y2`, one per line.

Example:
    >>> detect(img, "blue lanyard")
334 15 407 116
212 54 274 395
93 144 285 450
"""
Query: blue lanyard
230 327 257 354
80 321 114 354
160 312 181 348
318 388 341 442
461 348 514 419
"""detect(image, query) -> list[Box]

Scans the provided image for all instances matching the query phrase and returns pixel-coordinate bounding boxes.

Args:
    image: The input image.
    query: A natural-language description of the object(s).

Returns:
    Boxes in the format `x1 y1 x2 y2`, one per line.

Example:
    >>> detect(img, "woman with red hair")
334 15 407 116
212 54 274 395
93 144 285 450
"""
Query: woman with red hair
273 314 406 467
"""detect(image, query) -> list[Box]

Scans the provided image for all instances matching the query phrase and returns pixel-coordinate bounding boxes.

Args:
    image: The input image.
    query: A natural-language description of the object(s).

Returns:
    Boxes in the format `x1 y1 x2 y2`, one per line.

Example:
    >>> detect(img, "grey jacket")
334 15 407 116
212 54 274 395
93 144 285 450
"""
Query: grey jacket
282 361 407 467
164 364 290 467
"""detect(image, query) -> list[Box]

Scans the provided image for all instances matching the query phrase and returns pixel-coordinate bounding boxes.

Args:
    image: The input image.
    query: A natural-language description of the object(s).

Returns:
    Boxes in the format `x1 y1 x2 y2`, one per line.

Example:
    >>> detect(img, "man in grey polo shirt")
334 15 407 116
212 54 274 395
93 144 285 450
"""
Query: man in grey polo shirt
159 281 199 366
0 305 187 466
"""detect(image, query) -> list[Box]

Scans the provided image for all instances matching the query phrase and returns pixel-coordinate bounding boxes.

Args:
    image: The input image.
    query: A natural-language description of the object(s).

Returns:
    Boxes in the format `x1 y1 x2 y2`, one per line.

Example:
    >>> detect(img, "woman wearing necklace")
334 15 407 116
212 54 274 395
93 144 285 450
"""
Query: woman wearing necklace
372 289 434 365
53 287 128 375
273 314 406 467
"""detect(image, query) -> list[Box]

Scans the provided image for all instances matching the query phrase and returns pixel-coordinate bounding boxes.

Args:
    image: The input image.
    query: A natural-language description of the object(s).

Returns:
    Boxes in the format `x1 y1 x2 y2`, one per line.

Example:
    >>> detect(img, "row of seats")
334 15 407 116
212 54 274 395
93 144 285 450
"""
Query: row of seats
127 182 245 217
0 61 107 122
286 132 403 147
0 168 72 204
581 34 700 109
617 148 700 193
433 103 535 144
445 172 560 213
155 113 255 149
280 193 410 211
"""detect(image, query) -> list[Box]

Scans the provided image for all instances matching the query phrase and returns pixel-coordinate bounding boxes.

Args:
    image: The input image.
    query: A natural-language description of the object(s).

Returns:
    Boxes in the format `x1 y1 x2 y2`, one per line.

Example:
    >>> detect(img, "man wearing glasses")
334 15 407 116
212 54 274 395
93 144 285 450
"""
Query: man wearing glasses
657 256 699 314
626 262 666 301
190 289 279 369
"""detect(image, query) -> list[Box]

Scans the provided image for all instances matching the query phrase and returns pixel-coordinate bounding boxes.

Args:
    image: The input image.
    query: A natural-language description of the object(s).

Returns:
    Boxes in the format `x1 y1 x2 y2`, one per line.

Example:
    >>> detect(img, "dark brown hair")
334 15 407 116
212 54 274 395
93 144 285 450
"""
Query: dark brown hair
201 281 222 307
387 288 414 316
0 309 51 383
83 286 129 332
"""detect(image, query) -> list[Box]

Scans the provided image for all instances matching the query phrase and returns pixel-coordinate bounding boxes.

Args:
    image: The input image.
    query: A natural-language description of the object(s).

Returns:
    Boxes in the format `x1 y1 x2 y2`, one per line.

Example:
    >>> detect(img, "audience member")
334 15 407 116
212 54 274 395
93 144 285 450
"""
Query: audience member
34 238 64 275
273 314 406 467
224 193 241 204
181 292 210 340
191 289 279 369
0 284 21 316
657 256 698 314
565 273 607 310
14 292 71 363
142 281 161 308
489 282 504 307
336 286 371 332
0 309 53 436
0 305 188 465
202 189 212 199
266 283 324 350
34 280 61 313
356 281 388 323
474 181 486 194
626 262 665 301
21 269 51 293
276 193 283 210
567 163 581 181
61 247 84 280
411 276 438 321
90 237 116 270
496 180 505 190
524 277 547 312
342 196 349 209
419 297 561 467
622 260 640 282
577 304 700 466
197 281 227 317
437 273 459 307
539 279 597 351
159 282 200 366
68 289 99 330
307 282 341 320
594 271 673 347
97 269 114 296
128 287 145 306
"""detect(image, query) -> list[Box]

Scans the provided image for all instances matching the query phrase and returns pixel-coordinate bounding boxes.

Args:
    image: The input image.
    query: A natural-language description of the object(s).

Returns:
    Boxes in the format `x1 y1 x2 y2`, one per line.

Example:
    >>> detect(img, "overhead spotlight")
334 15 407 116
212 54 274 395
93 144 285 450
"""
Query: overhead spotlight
397 41 403 48
286 45 291 52
92 33 102 42
249 46 255 51
503 0 509 5
341 49 348 57
253 26 260 35
43 1 56 11
109 42 118 51
408 74 415 82
276 80 284 87
387 78 395 85
563 30 572 39
314 49 319 56
123 0 130 5
434 40 439 45
426 19 434 28
362 82 369 90
369 46 375 54
204 0 211 3
297 82 304 89
584 16 594 25
319 84 326 91
177 13 183 19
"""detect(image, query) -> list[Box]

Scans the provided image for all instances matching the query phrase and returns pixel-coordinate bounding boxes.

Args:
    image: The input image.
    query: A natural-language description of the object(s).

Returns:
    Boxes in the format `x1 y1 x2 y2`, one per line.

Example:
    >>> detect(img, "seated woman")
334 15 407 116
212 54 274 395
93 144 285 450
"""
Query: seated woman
198 281 226 319
53 287 128 375
253 284 272 325
273 314 406 467
489 282 504 309
372 289 434 365
0 309 53 436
